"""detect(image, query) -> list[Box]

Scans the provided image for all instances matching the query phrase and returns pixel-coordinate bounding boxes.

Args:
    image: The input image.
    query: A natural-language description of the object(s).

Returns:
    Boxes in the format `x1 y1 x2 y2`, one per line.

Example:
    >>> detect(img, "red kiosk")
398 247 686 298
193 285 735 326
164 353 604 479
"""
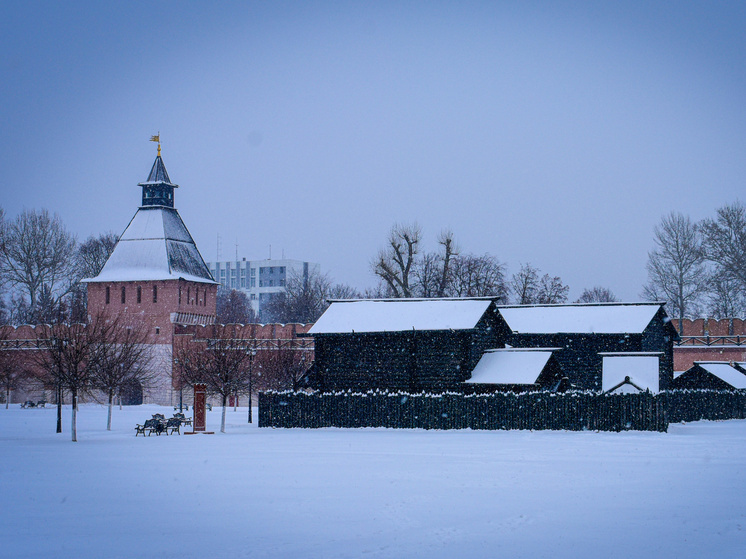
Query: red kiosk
185 383 214 435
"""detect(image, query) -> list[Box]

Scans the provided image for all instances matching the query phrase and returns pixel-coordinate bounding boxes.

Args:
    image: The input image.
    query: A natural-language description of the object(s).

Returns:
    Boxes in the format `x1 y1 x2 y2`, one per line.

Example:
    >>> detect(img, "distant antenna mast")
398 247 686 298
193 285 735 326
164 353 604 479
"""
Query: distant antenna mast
235 238 238 261
216 233 222 261
269 244 272 260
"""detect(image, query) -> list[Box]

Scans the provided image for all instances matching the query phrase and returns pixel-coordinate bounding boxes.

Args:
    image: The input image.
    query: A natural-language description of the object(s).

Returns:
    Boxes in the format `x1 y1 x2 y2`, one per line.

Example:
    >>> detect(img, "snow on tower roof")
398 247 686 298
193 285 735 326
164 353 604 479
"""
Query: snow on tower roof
308 298 494 335
83 207 216 284
138 154 176 186
694 362 746 389
498 302 665 334
465 349 555 385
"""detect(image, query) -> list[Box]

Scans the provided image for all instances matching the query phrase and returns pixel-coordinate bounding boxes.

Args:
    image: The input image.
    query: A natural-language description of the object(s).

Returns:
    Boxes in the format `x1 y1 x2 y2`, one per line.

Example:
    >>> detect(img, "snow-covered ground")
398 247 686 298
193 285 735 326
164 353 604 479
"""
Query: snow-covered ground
2 404 745 558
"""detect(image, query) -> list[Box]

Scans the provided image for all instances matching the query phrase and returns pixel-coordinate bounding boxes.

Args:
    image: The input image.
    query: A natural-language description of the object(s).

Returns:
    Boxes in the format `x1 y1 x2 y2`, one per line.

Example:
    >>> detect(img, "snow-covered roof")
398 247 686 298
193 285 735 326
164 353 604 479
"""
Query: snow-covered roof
695 362 746 389
498 303 664 334
307 299 494 335
602 354 660 393
465 349 555 385
83 207 216 284
139 154 175 186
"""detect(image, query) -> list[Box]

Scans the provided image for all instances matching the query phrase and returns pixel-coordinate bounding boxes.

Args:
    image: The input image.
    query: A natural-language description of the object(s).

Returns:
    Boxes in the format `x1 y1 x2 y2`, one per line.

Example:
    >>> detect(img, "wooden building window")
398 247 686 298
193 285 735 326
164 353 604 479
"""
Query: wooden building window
153 285 158 303
121 286 126 304
105 286 110 304
137 286 141 304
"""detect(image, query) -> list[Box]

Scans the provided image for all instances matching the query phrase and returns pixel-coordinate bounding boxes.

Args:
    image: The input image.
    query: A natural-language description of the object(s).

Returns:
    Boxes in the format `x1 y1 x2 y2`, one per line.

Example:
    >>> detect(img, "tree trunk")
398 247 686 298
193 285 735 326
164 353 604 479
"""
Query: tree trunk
56 384 62 434
221 393 227 433
71 389 78 442
5 387 9 409
107 390 113 431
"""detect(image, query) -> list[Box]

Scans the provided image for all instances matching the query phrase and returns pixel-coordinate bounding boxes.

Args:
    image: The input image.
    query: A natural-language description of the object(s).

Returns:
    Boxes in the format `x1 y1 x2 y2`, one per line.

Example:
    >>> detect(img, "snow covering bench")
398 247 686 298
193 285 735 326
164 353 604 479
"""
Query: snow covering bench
135 418 166 436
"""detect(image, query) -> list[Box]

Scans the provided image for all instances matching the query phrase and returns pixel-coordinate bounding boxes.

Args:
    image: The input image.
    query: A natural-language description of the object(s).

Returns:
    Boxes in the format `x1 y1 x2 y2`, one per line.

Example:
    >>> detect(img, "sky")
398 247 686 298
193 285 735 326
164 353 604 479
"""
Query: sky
1 1 745 301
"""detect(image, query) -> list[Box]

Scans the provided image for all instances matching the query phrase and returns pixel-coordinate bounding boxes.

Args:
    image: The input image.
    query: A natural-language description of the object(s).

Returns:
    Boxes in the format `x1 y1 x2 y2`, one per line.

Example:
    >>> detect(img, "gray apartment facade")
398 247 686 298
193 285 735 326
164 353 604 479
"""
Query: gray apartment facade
208 258 320 316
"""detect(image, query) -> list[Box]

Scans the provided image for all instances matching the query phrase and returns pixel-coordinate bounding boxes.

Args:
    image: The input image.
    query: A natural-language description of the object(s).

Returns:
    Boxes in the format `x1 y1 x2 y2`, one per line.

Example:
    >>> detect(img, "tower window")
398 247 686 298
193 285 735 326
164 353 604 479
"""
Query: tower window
153 285 158 303
137 286 142 304
106 286 110 304
187 287 190 304
121 286 126 304
179 286 182 305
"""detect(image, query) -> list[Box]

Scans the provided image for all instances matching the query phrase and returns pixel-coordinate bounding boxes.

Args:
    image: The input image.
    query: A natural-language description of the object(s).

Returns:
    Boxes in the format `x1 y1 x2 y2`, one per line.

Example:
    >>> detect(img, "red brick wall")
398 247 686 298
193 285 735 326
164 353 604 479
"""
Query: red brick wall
87 279 217 343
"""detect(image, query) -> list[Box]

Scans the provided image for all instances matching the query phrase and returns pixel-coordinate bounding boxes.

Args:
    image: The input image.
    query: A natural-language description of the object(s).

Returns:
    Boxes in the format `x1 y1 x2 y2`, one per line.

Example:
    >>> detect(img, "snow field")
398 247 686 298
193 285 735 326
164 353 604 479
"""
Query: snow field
2 404 745 558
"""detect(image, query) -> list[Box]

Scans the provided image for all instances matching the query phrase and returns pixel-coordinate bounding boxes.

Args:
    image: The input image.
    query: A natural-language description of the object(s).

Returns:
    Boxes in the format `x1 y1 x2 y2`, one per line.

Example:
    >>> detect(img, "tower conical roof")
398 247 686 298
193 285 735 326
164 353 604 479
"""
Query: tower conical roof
145 154 173 184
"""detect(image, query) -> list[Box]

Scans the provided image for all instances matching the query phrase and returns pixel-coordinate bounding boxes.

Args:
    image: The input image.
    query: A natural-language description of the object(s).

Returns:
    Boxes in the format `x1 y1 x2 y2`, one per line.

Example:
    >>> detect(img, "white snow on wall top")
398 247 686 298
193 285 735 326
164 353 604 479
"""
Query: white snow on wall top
602 355 660 393
308 299 493 334
696 363 746 389
466 349 553 385
84 207 215 284
498 304 662 334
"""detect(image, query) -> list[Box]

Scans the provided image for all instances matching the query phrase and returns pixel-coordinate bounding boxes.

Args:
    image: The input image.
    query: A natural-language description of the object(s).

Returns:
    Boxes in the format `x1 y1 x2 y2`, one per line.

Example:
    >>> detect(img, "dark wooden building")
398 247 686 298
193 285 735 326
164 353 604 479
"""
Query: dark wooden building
495 303 677 392
672 361 746 391
306 298 502 391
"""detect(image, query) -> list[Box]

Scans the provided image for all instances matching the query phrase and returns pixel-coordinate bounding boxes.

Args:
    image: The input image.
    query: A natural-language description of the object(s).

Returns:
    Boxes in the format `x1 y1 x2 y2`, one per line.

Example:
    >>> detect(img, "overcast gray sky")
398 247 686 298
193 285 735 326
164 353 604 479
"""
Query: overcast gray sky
2 1 745 300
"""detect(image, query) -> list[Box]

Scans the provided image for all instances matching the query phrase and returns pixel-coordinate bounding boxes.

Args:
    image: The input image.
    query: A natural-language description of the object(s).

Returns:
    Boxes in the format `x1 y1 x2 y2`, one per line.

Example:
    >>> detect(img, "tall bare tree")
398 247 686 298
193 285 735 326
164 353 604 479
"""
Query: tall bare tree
706 272 746 319
510 263 540 304
643 212 708 329
174 326 253 433
0 209 78 324
87 314 154 430
34 322 93 441
701 201 746 300
446 254 507 299
373 223 422 298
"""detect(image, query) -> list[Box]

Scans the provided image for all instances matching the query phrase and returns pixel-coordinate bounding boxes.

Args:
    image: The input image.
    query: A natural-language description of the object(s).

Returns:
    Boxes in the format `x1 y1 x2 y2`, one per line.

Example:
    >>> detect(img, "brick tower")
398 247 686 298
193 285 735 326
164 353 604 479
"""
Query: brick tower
83 142 217 403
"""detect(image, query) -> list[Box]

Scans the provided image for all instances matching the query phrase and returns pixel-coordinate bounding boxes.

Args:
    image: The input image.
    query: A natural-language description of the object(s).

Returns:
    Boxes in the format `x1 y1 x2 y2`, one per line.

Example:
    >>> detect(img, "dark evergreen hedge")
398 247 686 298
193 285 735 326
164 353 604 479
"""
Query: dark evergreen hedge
258 390 669 432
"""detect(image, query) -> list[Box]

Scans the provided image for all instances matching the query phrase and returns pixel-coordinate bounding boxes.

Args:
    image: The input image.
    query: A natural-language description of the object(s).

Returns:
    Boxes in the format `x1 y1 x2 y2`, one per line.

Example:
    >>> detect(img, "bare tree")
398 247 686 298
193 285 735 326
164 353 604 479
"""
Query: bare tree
701 201 746 295
447 254 507 299
262 268 331 323
34 322 93 441
412 230 459 298
174 326 253 433
216 287 256 324
87 314 154 430
536 274 569 304
575 286 619 303
643 212 709 329
373 223 422 298
77 232 118 280
0 209 78 324
706 272 746 319
0 327 28 408
510 263 540 304
255 339 312 391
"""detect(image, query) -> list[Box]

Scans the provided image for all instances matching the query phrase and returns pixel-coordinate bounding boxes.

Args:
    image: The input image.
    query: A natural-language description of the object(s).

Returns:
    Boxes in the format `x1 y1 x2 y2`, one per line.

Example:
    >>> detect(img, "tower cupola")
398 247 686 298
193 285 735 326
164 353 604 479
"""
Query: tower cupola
138 140 178 208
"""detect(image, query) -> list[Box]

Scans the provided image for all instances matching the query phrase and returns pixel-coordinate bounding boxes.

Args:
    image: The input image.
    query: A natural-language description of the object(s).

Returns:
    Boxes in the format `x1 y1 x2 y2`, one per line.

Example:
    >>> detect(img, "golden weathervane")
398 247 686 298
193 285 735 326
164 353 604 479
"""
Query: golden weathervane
150 133 161 156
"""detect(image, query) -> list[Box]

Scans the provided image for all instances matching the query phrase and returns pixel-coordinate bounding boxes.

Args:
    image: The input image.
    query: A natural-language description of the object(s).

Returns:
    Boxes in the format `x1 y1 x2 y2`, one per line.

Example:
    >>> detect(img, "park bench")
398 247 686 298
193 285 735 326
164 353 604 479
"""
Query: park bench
165 417 181 435
36 400 47 408
135 418 166 436
21 401 36 408
173 413 192 427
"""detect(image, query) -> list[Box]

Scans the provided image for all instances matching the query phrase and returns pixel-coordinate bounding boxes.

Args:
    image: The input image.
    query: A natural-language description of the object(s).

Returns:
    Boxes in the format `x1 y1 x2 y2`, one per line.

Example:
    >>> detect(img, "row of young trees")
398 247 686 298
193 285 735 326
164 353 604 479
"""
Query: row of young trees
0 314 154 441
643 201 746 325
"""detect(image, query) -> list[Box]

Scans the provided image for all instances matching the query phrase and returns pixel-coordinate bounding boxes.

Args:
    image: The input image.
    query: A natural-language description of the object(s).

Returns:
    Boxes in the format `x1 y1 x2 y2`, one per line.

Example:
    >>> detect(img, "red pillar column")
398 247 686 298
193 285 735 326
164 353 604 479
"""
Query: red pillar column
193 383 207 432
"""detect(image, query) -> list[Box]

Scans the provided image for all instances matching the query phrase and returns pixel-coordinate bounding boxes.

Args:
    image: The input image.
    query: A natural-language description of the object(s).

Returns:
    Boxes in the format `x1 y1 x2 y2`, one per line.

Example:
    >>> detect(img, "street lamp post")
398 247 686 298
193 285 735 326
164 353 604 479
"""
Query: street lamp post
247 349 257 423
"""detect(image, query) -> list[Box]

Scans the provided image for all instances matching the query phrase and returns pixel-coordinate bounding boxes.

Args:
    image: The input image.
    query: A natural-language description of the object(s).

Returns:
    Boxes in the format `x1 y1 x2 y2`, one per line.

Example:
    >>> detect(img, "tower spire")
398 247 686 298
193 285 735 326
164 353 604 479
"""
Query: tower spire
150 133 161 156
140 134 178 208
